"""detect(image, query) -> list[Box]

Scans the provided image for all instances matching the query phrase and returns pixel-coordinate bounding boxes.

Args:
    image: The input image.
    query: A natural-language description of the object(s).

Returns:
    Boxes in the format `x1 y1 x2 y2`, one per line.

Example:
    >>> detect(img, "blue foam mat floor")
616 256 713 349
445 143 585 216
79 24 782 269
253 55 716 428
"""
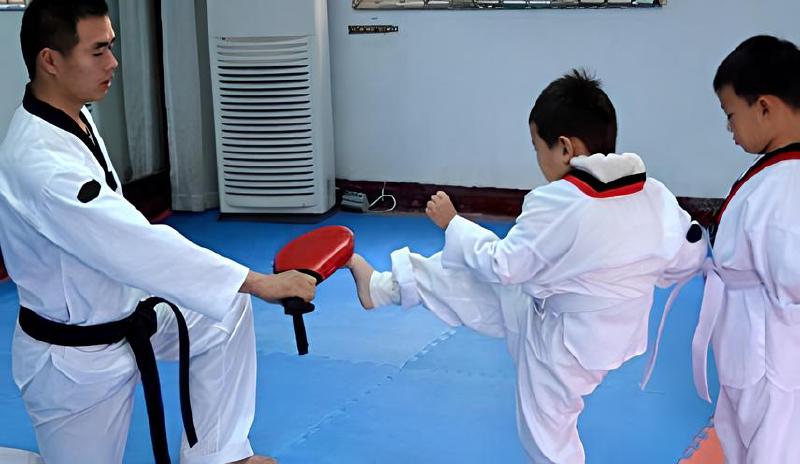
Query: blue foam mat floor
0 211 718 463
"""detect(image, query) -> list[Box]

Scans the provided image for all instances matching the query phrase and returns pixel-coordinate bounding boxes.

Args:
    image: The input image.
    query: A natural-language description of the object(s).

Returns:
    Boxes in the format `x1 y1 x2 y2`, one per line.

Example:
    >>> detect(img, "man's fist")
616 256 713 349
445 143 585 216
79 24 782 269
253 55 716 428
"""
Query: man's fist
240 270 317 303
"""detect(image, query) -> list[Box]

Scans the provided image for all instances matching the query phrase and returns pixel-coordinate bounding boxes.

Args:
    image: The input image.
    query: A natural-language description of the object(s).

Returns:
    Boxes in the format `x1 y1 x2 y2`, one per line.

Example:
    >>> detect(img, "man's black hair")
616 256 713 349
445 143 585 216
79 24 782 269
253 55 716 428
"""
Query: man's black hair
20 0 109 80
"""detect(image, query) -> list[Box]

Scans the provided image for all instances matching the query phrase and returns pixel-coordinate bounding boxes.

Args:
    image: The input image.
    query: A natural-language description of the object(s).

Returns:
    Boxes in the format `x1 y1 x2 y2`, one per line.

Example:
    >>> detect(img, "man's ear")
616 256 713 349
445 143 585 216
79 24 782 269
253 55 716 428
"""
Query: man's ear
38 48 60 77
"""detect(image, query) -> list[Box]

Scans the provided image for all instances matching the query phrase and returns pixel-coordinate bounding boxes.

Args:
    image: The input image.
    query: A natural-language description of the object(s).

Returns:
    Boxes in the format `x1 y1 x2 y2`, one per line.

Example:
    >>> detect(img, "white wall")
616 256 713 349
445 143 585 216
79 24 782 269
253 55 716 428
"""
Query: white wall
5 2 799 199
328 0 800 198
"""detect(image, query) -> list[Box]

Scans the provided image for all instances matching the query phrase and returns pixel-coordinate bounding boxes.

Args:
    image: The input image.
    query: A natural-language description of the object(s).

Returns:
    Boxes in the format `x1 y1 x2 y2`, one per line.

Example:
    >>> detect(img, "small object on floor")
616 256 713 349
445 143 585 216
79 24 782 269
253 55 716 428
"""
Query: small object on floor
274 225 355 355
0 448 43 464
230 455 278 464
340 190 370 212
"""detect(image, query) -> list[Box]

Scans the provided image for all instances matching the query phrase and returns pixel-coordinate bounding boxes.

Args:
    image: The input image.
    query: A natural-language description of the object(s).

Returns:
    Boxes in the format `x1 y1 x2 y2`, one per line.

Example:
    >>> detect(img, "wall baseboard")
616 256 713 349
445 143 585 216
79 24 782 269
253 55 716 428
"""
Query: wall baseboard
336 179 722 227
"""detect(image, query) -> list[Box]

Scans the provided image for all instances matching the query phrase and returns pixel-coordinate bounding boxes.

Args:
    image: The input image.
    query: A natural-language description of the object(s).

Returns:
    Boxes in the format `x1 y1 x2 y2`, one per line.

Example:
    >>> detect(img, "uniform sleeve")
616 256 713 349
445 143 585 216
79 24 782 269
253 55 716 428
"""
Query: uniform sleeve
439 188 569 285
32 169 249 321
440 215 547 285
656 221 708 287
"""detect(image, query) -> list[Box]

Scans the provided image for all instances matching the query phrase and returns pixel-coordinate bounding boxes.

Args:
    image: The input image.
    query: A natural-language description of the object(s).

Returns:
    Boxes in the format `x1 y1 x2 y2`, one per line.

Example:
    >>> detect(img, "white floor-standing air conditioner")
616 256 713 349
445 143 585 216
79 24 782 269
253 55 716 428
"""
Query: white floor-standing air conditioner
207 0 335 214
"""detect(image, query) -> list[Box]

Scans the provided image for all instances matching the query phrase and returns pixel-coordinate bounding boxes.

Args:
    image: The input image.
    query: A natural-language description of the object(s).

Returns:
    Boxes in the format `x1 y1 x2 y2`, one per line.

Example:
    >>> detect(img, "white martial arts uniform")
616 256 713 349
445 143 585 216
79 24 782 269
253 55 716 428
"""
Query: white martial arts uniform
692 143 800 464
369 153 707 463
0 87 257 463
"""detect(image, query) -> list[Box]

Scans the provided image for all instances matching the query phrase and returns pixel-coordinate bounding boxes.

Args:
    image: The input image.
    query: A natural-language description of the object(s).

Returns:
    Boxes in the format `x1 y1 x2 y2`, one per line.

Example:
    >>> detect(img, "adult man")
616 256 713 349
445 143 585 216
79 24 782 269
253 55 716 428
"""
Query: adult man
0 1 316 463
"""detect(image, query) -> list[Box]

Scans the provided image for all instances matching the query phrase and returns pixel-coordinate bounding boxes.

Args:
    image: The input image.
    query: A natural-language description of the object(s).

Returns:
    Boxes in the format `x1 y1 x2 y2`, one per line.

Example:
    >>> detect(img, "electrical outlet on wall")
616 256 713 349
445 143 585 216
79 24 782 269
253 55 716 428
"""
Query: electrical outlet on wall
348 25 399 34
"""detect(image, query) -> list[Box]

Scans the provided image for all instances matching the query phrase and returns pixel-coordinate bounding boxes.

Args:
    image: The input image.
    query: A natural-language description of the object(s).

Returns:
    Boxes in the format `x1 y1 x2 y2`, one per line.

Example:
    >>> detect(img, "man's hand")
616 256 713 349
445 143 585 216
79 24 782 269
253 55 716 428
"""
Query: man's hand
240 270 317 303
426 191 457 230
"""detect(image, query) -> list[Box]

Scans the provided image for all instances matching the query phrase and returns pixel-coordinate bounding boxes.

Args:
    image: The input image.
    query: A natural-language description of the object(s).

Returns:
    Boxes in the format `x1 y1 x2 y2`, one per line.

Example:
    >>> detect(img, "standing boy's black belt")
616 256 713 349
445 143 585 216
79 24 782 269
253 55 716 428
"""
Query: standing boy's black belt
18 297 197 464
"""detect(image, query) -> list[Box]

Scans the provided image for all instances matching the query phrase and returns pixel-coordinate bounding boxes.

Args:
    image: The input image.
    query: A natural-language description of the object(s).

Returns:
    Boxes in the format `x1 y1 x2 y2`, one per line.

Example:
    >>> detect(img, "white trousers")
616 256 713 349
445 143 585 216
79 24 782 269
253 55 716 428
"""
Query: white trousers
13 294 257 464
374 248 607 464
715 377 800 464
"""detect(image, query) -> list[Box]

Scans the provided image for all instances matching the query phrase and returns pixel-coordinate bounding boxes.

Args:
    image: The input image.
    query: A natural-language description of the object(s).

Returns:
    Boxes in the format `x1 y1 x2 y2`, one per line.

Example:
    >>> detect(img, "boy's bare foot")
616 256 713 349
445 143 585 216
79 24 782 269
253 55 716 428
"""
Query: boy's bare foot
230 455 277 464
346 254 375 309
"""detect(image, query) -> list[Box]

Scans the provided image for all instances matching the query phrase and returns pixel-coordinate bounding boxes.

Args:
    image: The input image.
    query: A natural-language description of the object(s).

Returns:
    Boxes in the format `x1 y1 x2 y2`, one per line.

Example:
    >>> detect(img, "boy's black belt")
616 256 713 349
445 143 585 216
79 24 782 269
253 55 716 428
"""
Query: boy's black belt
18 297 197 464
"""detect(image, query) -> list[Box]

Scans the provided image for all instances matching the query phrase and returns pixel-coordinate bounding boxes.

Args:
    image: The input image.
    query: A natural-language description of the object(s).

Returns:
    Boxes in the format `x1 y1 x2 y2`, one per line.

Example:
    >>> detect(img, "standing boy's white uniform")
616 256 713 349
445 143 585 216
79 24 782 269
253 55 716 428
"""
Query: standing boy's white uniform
370 153 707 463
0 88 258 463
693 143 800 464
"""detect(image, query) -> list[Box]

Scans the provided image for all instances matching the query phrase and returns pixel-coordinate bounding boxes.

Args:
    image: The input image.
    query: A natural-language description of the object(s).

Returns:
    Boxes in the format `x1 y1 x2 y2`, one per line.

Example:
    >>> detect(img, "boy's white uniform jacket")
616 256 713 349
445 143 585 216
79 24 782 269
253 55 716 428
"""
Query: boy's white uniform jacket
702 143 800 391
441 154 705 371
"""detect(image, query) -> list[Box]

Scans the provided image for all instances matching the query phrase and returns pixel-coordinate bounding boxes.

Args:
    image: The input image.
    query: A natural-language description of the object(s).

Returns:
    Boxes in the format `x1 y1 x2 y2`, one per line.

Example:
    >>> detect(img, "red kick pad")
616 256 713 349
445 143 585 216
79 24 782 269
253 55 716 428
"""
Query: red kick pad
274 225 355 281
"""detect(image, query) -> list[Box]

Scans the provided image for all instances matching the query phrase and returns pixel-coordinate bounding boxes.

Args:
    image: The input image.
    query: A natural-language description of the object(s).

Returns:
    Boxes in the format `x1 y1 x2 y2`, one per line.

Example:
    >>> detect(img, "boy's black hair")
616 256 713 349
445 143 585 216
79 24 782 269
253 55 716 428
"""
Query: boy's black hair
20 0 109 80
528 69 617 155
713 35 800 108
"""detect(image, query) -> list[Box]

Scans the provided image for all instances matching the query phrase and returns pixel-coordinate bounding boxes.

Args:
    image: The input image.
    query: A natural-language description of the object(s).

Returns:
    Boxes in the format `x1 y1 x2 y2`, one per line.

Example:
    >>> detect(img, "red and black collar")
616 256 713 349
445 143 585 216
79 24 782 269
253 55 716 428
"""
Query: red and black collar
563 169 646 199
714 143 800 226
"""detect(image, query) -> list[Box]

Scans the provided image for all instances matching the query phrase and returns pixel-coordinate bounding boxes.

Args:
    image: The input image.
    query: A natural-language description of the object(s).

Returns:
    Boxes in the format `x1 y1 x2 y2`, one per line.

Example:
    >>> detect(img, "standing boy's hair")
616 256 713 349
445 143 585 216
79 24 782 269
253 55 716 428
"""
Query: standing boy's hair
713 35 800 108
529 68 617 155
20 0 110 80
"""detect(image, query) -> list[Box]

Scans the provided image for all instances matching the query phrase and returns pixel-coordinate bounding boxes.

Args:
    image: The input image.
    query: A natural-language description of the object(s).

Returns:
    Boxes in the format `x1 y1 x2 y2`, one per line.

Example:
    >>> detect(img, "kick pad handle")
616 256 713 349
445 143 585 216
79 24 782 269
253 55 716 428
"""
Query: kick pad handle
281 297 314 355
280 270 320 356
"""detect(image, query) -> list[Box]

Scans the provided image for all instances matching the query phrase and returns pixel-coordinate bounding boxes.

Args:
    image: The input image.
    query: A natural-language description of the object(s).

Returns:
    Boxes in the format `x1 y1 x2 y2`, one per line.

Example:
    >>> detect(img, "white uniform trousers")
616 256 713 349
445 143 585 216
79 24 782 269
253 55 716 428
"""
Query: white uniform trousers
715 377 800 464
13 293 257 464
373 248 607 464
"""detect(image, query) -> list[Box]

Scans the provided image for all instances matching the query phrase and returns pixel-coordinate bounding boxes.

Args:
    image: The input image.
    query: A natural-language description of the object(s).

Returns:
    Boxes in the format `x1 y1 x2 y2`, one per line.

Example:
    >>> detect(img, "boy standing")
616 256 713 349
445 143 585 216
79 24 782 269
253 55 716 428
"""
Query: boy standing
693 35 800 463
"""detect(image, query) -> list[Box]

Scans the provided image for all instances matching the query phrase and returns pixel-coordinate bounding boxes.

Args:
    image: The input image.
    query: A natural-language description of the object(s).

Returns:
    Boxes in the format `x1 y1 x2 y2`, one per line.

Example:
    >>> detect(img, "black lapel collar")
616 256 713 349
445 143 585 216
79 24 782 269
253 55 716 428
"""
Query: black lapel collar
23 85 118 190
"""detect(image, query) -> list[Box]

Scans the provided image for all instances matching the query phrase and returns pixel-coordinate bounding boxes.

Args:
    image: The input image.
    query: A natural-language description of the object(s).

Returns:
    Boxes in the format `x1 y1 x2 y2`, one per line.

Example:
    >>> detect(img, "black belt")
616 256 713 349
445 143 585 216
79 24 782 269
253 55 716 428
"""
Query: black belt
18 297 197 464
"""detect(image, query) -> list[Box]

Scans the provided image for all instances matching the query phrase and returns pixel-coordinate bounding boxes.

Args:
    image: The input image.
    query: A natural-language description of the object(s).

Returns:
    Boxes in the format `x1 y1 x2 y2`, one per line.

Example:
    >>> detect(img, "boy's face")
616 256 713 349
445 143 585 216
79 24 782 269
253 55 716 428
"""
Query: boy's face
530 123 573 182
717 84 771 154
45 15 118 104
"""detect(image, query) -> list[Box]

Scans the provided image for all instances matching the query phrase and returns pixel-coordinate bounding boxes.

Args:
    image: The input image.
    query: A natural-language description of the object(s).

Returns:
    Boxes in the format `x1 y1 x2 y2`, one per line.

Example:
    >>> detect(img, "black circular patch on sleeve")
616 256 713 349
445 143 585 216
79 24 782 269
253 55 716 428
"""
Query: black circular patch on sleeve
686 223 703 243
77 180 102 203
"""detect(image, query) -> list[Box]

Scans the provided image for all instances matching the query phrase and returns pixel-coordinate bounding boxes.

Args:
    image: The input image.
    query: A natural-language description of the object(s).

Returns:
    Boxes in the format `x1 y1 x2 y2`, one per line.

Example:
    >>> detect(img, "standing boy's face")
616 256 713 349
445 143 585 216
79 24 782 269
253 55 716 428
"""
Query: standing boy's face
50 15 118 104
717 84 771 154
530 123 571 182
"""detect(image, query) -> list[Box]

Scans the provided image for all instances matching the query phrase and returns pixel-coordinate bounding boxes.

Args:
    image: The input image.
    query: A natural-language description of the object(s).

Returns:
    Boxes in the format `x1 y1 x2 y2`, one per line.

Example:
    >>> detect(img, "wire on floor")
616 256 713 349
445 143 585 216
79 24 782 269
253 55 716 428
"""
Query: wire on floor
368 182 397 213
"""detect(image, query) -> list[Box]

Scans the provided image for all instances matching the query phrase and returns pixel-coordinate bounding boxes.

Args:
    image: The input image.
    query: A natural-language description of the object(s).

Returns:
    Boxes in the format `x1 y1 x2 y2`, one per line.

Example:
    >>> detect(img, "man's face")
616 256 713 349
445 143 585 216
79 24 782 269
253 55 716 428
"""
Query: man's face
717 84 771 154
55 15 118 104
530 123 570 182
